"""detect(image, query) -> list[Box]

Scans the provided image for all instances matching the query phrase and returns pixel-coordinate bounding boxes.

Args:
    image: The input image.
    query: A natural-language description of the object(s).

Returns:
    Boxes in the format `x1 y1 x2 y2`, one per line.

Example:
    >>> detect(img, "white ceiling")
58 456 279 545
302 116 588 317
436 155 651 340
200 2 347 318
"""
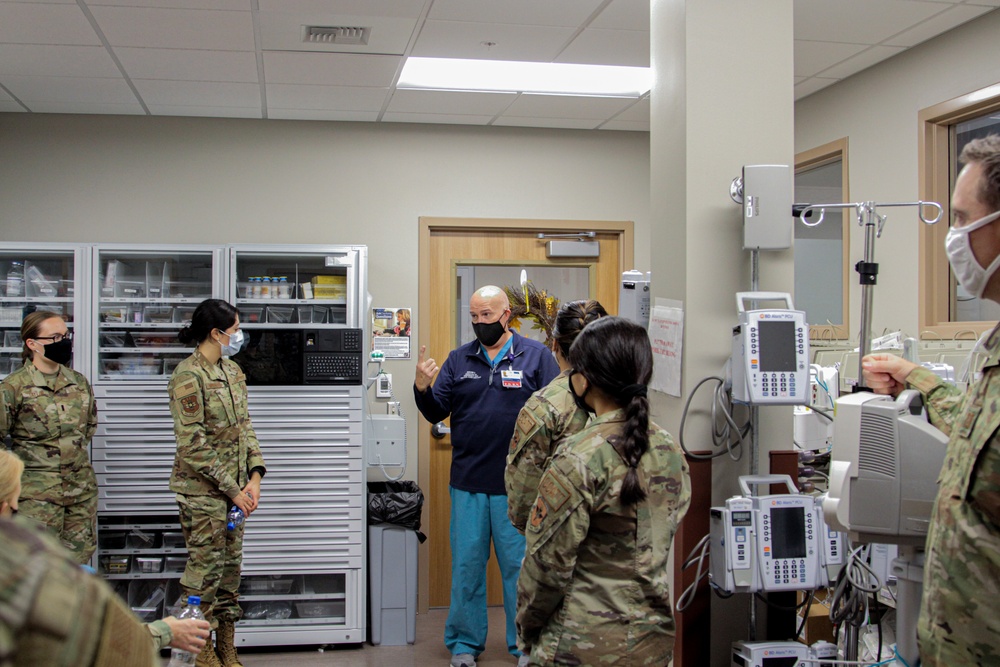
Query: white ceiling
0 0 997 131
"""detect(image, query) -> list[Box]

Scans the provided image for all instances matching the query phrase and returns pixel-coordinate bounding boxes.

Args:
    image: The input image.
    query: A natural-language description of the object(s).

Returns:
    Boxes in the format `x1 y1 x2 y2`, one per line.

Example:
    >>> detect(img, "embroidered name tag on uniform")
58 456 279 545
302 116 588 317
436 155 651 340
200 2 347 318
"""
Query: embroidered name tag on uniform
501 370 523 388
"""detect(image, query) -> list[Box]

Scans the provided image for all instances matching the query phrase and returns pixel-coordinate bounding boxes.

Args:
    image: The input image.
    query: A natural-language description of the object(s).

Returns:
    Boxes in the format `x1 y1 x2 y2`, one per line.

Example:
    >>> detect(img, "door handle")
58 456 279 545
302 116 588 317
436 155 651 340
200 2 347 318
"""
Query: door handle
431 421 451 439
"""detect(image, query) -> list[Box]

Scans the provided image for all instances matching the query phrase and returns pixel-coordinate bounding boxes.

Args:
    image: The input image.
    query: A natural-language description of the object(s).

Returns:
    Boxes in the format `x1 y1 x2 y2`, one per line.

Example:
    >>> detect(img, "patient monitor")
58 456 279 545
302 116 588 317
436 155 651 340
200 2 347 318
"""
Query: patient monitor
823 390 948 545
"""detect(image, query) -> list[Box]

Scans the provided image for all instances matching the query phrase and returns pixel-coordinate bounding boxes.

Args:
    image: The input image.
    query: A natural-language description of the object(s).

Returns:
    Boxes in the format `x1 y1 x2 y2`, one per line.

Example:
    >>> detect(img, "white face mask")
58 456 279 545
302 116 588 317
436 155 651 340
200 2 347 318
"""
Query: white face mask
219 329 245 356
945 209 1000 298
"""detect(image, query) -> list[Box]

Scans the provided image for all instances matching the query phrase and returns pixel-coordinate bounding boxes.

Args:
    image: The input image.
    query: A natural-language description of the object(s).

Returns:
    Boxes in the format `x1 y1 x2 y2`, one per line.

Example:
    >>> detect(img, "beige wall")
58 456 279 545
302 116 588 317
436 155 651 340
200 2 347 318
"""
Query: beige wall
0 113 651 483
795 8 1000 340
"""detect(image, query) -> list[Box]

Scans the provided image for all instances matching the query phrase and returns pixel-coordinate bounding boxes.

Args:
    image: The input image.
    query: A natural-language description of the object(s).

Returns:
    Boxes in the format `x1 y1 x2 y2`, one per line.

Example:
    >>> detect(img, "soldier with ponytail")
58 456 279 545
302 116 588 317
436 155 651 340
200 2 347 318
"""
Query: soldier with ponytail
515 317 691 666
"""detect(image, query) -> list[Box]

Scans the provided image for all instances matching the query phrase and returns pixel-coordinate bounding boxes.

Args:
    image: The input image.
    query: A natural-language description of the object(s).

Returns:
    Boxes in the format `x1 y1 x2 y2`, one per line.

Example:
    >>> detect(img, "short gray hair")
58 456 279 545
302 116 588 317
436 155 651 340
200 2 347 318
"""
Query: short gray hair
960 134 1000 212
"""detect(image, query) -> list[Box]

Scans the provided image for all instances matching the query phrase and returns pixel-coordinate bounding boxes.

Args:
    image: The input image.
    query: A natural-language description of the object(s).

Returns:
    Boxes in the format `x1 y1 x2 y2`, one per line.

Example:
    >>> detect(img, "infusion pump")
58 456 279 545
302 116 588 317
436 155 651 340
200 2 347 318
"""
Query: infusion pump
733 640 837 667
731 292 809 405
711 475 843 594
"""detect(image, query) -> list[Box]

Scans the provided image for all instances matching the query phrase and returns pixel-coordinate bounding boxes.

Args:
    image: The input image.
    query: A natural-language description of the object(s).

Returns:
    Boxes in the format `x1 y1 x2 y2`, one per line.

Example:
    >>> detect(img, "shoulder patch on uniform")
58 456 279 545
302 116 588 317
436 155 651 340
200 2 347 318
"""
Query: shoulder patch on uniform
538 469 572 514
529 496 547 530
174 378 198 398
517 409 536 434
180 394 201 418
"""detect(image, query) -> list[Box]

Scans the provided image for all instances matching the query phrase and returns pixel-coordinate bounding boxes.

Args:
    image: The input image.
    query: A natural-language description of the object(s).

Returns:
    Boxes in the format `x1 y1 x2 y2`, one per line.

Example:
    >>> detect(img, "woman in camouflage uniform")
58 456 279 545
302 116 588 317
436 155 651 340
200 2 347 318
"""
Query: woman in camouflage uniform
0 311 98 563
515 317 691 667
506 299 607 533
168 299 265 667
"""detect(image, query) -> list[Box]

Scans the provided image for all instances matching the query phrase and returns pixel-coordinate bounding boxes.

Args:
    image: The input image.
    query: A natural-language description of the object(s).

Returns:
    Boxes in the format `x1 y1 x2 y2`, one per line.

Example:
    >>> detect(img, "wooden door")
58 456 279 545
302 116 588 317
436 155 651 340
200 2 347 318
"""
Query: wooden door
417 217 633 608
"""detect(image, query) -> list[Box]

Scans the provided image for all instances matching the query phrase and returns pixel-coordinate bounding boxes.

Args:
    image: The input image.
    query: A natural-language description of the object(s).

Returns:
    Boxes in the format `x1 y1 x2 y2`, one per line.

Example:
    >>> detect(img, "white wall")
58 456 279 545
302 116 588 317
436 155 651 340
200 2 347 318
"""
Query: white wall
0 113 651 482
795 8 1000 340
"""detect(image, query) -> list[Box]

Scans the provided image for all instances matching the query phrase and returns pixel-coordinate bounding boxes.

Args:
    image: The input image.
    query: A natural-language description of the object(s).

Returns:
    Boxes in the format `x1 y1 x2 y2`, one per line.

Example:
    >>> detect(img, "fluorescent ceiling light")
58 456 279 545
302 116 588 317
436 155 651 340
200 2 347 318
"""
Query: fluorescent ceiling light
398 57 650 98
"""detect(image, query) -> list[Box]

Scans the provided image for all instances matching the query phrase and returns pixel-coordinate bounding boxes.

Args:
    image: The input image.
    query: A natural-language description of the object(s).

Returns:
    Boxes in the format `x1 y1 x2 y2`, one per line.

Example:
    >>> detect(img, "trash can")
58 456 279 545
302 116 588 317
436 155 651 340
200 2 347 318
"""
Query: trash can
369 524 418 645
367 481 424 646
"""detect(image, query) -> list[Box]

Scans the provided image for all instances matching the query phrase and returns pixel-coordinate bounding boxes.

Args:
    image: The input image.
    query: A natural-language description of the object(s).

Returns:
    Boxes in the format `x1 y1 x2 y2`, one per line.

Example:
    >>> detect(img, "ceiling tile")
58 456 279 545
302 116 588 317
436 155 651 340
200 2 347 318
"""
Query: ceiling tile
2 75 137 103
267 108 378 121
494 116 600 130
90 6 255 50
381 112 493 125
263 51 401 86
133 79 261 107
0 3 100 45
386 89 516 115
22 101 145 114
884 4 995 46
115 48 259 82
591 0 649 31
257 11 416 55
794 40 868 78
411 20 575 61
794 76 842 100
0 44 119 77
794 0 947 44
556 27 648 66
966 0 1000 6
427 0 604 27
90 0 248 9
599 119 649 131
611 97 649 122
257 0 428 18
266 84 388 111
144 104 261 118
819 44 907 79
502 93 634 120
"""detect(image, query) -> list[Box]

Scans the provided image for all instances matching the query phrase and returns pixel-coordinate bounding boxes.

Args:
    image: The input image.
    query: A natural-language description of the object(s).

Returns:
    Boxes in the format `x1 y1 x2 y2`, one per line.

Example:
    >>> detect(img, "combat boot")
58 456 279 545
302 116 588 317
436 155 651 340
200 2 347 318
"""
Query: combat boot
215 621 245 667
195 633 223 667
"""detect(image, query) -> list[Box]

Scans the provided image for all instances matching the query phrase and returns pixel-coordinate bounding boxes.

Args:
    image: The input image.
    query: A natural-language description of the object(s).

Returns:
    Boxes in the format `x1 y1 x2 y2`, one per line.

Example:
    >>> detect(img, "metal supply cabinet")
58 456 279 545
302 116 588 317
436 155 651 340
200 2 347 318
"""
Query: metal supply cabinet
85 243 368 647
0 243 90 379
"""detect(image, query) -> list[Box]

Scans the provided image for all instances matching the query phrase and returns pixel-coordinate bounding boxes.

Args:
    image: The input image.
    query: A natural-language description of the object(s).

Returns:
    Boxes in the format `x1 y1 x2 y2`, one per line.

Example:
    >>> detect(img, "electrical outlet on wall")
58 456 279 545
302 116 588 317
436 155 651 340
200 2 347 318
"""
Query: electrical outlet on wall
376 373 392 398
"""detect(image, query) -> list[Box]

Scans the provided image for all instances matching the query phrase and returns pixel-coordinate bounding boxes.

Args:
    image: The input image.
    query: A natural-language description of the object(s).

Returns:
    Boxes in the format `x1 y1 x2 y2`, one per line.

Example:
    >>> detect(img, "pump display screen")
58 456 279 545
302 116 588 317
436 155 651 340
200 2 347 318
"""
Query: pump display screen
758 320 796 372
762 658 801 667
770 507 806 559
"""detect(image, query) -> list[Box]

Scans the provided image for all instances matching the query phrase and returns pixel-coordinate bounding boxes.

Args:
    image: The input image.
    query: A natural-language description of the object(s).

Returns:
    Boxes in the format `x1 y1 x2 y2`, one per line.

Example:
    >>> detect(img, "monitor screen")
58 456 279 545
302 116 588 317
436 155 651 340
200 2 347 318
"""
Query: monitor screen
758 320 796 372
770 506 806 559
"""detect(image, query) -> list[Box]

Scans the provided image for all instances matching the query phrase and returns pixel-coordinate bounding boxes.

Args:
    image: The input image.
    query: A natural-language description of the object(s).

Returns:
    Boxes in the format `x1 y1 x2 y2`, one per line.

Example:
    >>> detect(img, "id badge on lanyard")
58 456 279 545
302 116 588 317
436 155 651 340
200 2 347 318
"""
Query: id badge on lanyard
501 369 523 389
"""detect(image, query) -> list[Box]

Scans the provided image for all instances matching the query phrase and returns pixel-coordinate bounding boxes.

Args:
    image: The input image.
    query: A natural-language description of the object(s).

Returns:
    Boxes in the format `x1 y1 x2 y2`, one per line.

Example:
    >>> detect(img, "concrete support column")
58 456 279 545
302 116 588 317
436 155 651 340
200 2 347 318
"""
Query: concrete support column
650 2 795 664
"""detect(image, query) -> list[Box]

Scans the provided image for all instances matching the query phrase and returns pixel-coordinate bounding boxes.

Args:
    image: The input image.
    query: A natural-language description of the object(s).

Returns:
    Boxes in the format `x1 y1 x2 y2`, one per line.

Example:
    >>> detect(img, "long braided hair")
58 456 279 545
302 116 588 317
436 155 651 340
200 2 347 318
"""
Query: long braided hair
552 299 608 358
568 317 653 505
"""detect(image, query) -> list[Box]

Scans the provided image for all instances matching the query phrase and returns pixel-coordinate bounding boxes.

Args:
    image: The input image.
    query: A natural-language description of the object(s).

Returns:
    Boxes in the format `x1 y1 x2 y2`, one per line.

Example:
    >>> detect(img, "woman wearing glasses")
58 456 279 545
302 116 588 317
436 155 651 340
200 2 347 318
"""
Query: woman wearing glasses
0 310 98 563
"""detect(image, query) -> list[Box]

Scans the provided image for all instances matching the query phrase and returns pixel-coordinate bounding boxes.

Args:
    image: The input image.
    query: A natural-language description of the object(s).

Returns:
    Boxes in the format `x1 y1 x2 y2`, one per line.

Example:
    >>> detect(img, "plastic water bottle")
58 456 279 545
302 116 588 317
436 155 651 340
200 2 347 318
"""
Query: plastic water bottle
167 596 205 666
227 506 245 531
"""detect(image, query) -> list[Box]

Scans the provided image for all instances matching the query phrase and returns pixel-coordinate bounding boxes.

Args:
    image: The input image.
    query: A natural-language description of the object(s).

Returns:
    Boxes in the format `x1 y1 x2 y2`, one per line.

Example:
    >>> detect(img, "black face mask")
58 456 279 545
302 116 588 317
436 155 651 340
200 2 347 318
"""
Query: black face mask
41 338 73 366
472 316 507 347
568 370 594 414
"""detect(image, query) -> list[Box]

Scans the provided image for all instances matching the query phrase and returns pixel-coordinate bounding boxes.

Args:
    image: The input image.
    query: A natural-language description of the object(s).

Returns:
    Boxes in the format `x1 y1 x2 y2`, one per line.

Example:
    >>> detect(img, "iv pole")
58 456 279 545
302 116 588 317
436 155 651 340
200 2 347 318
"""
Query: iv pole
797 199 942 664
798 200 943 390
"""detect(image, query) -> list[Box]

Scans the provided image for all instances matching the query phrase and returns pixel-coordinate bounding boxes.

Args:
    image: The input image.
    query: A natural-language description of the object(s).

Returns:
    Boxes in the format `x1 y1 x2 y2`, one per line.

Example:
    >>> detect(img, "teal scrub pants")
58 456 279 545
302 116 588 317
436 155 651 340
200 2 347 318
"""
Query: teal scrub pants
445 486 526 657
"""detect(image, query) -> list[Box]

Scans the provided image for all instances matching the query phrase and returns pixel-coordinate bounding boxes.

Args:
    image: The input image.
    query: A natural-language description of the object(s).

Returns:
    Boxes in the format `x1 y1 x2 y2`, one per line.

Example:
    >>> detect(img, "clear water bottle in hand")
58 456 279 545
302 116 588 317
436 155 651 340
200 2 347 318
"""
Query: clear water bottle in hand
166 595 205 666
227 506 245 531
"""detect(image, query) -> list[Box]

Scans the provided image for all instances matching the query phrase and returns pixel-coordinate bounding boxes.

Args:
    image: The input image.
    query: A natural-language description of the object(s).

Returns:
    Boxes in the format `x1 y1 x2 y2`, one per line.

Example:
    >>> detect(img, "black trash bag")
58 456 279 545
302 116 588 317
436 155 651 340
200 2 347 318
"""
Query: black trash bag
367 481 426 543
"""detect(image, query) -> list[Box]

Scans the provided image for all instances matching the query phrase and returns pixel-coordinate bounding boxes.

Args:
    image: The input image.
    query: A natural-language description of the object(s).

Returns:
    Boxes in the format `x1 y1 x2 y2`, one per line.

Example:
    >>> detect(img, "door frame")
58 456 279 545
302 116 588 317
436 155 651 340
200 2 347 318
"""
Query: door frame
416 216 634 611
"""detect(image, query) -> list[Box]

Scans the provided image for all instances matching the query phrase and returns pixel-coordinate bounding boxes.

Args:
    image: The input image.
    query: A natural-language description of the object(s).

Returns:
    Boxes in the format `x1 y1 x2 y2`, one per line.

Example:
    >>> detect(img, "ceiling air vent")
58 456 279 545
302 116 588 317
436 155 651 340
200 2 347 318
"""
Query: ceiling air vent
303 25 371 46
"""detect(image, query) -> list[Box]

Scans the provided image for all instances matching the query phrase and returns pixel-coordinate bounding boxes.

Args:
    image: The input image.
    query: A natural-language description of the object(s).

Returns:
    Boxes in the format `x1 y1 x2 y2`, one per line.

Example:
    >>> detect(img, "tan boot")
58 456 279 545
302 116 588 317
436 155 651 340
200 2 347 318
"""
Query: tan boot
214 621 244 667
194 633 223 667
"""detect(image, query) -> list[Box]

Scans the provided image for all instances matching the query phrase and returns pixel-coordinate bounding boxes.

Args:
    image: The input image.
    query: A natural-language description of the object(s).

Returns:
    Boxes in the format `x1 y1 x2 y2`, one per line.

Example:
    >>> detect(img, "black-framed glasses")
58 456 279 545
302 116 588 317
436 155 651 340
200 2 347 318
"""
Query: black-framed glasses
34 332 72 343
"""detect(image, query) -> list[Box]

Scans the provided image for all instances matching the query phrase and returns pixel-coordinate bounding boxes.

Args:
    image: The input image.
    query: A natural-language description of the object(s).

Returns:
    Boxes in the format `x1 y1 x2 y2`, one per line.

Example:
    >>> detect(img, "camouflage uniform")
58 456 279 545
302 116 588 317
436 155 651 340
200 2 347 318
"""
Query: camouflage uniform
516 410 691 666
506 371 590 533
168 349 265 627
0 360 98 564
0 516 166 667
905 321 1000 666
